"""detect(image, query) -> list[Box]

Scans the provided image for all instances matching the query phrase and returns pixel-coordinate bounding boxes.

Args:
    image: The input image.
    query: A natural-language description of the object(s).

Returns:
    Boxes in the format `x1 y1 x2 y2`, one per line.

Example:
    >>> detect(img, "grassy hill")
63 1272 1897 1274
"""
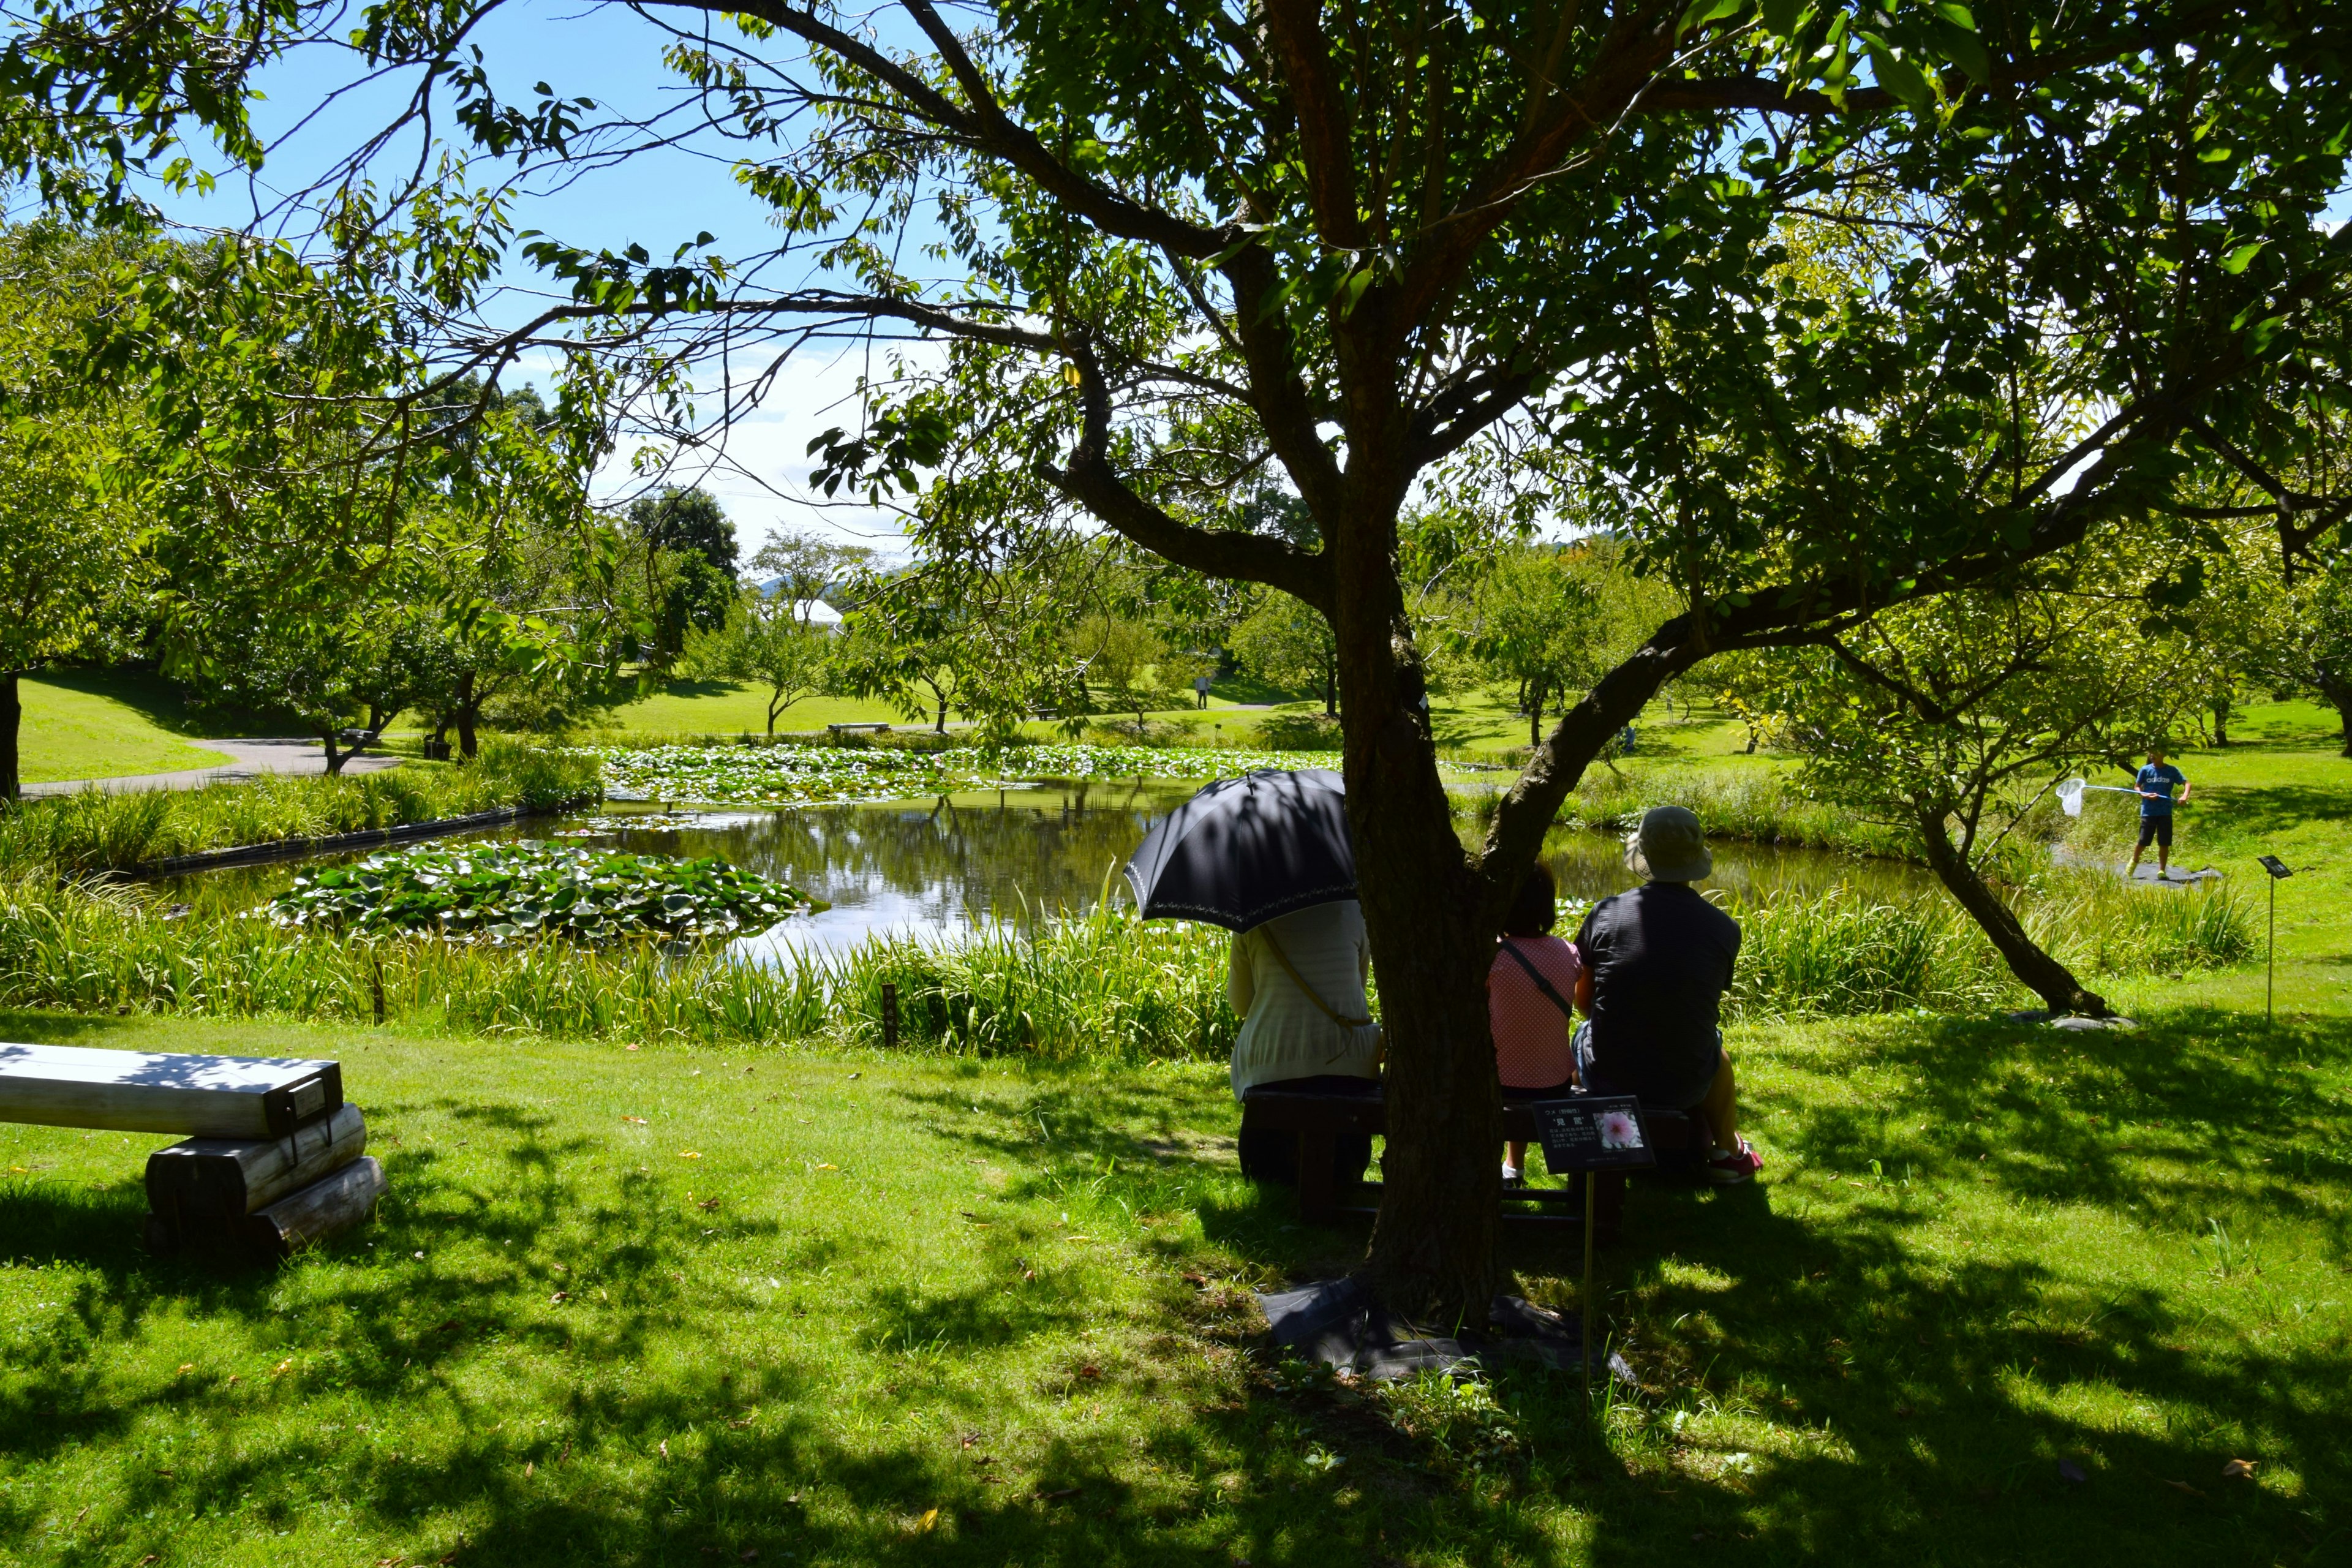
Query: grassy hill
20 671 233 784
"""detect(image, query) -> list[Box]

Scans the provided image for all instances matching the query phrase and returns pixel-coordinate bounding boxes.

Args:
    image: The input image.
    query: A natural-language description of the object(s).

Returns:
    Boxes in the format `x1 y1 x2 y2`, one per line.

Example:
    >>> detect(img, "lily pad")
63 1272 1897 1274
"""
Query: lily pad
265 840 818 944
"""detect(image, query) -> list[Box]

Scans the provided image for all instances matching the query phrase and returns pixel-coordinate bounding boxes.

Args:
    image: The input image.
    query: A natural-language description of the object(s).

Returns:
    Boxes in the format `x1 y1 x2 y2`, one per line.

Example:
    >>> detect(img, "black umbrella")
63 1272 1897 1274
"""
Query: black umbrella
1123 768 1355 932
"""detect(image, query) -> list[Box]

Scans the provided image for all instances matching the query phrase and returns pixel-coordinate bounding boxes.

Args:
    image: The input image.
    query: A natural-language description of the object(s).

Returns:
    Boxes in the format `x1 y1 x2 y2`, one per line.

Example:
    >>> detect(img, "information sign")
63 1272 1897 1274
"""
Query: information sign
1531 1095 1657 1172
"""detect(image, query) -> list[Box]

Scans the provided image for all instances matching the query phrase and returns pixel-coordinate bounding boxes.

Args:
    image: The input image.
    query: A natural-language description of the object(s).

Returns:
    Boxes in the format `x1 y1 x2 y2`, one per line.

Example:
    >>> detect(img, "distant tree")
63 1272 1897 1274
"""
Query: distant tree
625 488 737 673
628 486 736 576
1780 558 2198 1016
2295 560 2352 758
0 224 146 799
1468 549 1604 748
705 589 834 735
1230 590 1338 717
1071 614 1177 734
750 530 872 622
1705 650 1793 755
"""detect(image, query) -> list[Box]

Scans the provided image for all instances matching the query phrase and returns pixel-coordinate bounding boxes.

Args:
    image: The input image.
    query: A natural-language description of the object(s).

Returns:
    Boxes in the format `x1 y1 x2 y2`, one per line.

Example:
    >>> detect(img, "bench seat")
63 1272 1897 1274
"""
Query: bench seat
1240 1085 1709 1241
0 1042 342 1139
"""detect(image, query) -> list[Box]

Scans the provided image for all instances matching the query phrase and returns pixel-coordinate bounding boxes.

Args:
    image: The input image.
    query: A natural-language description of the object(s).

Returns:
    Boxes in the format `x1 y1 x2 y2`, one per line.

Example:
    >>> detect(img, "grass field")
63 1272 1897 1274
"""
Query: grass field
2 696 2343 1563
20 673 232 785
0 991 2343 1567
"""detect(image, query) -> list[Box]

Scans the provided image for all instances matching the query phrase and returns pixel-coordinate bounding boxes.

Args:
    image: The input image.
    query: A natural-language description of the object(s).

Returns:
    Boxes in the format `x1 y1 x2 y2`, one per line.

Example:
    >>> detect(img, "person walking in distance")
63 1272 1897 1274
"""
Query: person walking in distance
2124 745 2192 881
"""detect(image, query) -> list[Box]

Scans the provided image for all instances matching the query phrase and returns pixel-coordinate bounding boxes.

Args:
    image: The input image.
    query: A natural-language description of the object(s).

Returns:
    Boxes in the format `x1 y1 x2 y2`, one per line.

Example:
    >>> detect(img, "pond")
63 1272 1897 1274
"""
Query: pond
165 778 1947 960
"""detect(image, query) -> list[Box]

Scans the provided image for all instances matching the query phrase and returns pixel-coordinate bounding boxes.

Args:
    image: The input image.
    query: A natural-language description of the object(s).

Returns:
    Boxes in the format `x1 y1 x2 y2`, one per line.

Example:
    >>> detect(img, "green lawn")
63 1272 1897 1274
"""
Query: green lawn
3 697 2346 1566
20 673 233 785
2 981 2346 1565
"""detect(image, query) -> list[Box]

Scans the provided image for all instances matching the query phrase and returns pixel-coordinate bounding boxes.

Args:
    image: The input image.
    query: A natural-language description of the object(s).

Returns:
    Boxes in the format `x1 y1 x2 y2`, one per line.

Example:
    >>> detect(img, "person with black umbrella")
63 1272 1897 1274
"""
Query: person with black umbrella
1123 769 1383 1187
1225 898 1384 1184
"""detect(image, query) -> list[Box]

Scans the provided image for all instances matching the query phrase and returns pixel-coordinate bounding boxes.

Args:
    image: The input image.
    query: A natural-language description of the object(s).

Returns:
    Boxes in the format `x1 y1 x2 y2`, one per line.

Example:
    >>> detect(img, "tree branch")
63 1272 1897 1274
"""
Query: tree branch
1039 330 1333 610
1259 0 1366 247
684 0 1228 258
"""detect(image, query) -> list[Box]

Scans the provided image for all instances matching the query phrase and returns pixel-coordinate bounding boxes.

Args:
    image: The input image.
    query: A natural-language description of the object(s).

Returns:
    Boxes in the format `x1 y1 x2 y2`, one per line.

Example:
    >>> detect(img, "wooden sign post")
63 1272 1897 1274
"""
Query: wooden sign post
2258 856 2294 1022
1531 1096 1658 1398
880 982 900 1051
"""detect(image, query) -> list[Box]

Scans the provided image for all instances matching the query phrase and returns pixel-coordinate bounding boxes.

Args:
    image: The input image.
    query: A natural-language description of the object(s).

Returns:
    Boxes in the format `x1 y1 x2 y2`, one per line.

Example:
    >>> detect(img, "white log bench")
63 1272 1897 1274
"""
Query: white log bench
0 1042 382 1259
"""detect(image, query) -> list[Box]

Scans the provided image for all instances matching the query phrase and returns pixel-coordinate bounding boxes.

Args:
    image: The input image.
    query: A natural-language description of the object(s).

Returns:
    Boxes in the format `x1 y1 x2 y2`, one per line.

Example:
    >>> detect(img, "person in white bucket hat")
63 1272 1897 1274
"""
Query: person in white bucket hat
1566 805 1763 1184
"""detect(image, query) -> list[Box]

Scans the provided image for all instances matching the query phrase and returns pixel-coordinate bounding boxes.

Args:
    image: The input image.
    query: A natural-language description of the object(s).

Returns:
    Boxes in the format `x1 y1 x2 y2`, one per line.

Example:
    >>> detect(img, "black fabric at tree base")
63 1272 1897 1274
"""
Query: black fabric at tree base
1255 1276 1635 1383
1123 769 1355 932
1238 1075 1376 1188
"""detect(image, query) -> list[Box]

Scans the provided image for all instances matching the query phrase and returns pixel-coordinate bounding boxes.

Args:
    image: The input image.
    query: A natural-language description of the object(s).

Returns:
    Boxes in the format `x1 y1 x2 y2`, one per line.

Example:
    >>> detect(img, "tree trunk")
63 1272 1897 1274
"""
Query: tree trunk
1917 810 2109 1017
2317 667 2352 758
0 671 18 802
766 695 782 736
1325 475 1503 1320
1528 689 1542 749
935 692 948 733
2209 699 2230 748
456 671 480 760
1323 666 1336 717
1743 723 1759 755
322 728 347 776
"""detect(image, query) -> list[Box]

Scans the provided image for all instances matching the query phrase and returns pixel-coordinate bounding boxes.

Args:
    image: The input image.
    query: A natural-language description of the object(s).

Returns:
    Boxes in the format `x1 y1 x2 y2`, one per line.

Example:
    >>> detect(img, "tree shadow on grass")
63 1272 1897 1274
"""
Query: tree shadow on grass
2192 783 2352 837
1529 1007 2352 1565
6 1026 2345 1565
891 1035 2352 1566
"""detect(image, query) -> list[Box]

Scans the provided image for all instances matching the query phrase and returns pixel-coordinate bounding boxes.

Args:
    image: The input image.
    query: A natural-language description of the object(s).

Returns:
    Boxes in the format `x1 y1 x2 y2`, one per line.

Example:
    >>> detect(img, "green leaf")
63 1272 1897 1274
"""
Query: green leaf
1931 16 1993 85
1864 39 1935 110
1679 0 1746 37
2220 241 2266 274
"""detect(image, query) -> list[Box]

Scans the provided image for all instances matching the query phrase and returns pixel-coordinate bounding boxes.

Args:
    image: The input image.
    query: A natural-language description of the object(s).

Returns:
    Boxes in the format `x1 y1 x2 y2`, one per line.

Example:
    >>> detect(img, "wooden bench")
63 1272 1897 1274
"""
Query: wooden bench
0 1042 383 1259
826 722 892 736
1240 1086 1709 1242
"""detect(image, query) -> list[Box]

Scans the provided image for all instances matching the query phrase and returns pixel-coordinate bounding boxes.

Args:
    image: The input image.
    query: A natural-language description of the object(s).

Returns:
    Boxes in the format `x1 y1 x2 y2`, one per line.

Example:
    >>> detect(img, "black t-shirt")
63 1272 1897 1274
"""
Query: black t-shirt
1573 883 1741 1105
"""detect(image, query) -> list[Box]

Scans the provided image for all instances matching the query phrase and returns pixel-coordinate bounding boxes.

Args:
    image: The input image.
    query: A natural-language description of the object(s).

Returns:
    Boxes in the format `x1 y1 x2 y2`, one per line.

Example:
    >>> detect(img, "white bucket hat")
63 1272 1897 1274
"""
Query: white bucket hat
1624 805 1712 882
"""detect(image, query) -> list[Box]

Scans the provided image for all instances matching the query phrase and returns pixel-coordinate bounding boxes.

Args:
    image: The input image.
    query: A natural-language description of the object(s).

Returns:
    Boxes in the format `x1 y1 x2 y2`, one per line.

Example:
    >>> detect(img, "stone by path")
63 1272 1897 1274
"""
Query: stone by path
24 738 405 799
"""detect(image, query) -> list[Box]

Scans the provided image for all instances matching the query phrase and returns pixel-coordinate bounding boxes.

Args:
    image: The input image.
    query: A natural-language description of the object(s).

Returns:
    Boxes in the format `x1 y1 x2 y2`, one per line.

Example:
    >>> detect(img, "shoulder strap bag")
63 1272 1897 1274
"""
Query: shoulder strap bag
1256 929 1376 1064
1498 938 1578 1023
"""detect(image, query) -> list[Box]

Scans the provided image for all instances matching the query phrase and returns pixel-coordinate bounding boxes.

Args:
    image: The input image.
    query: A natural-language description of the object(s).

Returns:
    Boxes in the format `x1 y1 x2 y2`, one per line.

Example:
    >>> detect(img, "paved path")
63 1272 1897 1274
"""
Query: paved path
24 739 405 799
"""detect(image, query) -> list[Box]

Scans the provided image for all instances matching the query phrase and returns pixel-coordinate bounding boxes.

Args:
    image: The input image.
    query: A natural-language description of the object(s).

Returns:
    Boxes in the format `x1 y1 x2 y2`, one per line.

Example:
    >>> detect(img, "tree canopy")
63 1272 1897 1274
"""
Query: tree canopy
9 0 2350 1313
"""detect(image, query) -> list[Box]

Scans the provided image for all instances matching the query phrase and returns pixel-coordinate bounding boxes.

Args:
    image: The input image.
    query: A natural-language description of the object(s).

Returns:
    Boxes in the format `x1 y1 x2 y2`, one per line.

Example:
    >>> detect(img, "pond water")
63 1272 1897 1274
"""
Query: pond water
165 778 1946 960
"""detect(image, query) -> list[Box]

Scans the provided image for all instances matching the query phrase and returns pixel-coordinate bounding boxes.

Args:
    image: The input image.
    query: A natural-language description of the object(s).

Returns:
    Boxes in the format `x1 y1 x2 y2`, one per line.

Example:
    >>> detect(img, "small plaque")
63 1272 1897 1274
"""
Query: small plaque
1530 1096 1657 1171
2258 855 2293 880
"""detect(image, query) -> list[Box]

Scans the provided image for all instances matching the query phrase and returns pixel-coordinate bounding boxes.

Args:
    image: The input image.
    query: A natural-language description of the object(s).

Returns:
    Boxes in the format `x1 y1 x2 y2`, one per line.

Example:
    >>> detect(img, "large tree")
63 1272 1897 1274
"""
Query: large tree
17 0 2351 1314
0 224 145 799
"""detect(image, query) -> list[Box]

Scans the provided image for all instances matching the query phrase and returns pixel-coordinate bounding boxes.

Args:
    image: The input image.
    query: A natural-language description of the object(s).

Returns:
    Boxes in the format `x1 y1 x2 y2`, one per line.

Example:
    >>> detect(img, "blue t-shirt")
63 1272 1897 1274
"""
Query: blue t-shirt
2136 763 2185 818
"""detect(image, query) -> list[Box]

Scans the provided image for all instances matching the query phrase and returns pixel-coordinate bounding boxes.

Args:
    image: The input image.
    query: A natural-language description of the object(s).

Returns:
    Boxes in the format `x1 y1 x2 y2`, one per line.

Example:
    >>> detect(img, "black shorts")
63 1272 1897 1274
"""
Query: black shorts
2138 816 2173 848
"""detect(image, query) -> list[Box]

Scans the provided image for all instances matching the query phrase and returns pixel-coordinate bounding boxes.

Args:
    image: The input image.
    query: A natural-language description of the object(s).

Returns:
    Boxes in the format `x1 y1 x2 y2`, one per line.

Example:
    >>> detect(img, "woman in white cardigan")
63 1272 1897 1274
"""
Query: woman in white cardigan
1228 898 1384 1186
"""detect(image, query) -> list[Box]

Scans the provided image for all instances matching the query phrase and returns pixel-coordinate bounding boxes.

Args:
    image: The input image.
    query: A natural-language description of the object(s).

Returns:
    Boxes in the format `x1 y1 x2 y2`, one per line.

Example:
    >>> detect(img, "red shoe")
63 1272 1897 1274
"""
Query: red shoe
1705 1138 1763 1185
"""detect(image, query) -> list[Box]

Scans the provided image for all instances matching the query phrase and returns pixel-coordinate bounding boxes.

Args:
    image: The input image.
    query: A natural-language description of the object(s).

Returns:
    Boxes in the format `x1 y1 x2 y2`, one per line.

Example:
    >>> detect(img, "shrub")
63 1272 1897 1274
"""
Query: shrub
0 744 601 875
1252 712 1344 750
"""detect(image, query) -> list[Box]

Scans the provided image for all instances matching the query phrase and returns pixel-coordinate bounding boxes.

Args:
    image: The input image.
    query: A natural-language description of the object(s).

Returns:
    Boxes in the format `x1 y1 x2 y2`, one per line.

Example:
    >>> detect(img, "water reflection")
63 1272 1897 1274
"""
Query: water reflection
161 780 1944 960
1539 827 1933 910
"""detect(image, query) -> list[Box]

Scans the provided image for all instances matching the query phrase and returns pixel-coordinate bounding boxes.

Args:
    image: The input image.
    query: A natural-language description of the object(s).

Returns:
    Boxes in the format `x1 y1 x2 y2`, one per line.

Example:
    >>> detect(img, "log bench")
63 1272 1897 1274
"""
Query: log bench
1240 1085 1710 1242
0 1042 383 1259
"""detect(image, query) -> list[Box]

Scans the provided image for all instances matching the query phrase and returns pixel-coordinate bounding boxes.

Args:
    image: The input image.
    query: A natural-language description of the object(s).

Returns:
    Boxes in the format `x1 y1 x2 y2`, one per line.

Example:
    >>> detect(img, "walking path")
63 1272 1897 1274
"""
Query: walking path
24 739 405 799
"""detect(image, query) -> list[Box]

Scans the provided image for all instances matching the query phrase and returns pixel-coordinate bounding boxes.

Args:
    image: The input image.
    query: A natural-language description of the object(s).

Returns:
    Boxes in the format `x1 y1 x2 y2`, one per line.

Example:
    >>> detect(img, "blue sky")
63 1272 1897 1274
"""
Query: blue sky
146 2 927 560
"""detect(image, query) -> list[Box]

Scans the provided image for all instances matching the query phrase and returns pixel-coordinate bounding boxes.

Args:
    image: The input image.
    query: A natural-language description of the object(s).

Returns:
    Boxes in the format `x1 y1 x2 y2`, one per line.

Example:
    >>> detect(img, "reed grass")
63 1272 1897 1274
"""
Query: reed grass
0 740 601 873
0 862 2253 1055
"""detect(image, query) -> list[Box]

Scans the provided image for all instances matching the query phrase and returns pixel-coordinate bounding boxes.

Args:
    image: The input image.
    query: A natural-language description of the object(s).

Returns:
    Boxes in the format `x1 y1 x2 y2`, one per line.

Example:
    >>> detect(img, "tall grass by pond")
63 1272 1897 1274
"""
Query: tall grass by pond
0 740 601 873
0 869 2252 1054
1450 764 1917 859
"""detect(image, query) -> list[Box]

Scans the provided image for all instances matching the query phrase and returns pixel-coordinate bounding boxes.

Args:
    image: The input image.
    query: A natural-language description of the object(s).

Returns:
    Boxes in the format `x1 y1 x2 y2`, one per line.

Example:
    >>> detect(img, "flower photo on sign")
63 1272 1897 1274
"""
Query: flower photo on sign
1598 1110 1645 1150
